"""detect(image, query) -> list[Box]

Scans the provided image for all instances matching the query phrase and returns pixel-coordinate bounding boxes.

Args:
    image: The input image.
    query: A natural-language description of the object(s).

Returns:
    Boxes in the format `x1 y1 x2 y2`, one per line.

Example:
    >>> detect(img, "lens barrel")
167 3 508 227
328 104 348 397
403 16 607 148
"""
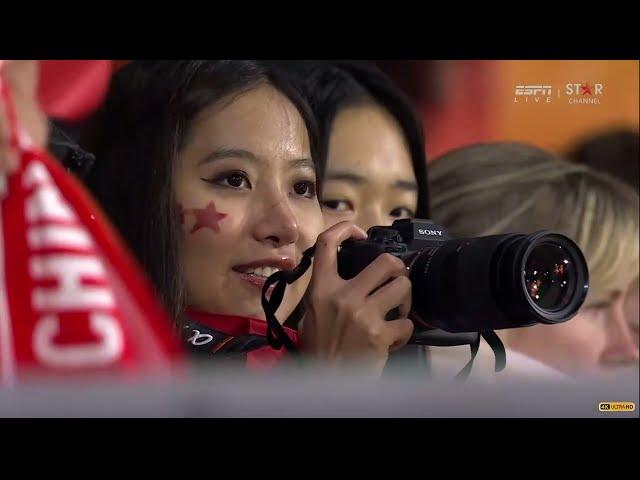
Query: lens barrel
407 232 589 332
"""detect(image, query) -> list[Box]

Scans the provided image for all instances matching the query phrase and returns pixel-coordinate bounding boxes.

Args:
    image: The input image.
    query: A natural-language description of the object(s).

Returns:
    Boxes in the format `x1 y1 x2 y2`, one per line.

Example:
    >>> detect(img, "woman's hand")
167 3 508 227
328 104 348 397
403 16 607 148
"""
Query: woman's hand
0 60 49 174
299 221 414 375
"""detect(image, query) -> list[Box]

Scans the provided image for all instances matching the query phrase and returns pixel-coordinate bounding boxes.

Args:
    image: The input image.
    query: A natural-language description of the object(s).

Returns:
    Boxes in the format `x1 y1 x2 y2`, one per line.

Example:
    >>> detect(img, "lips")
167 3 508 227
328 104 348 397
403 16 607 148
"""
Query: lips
235 265 282 278
232 258 296 291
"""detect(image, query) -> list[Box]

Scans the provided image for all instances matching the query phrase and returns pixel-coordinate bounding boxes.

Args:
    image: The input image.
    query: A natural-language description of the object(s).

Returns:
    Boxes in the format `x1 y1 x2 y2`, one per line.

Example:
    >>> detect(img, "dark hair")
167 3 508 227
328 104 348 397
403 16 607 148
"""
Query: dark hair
282 60 430 218
83 60 319 322
568 128 639 194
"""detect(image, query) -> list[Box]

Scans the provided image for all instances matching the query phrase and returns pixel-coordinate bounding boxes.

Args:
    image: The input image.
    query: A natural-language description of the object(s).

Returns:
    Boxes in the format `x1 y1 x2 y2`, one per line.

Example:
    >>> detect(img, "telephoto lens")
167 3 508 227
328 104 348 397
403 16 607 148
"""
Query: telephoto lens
407 232 589 332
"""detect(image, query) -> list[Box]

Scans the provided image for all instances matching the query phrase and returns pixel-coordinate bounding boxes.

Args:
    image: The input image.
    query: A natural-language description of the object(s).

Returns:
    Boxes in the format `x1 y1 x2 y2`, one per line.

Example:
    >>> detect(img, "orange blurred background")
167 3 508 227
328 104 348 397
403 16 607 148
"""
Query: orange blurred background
96 60 640 162
379 60 639 160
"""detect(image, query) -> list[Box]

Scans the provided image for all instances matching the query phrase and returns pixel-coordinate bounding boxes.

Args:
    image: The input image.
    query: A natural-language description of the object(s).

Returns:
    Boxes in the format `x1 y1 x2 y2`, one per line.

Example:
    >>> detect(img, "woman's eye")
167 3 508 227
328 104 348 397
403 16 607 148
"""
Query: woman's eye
202 171 251 189
322 199 353 212
293 181 317 198
390 207 414 218
226 172 246 188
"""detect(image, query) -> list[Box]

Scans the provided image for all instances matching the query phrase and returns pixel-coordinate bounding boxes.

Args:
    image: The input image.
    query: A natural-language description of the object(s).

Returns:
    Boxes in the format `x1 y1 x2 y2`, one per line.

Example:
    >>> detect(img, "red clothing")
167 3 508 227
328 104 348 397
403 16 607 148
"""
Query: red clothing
184 309 299 371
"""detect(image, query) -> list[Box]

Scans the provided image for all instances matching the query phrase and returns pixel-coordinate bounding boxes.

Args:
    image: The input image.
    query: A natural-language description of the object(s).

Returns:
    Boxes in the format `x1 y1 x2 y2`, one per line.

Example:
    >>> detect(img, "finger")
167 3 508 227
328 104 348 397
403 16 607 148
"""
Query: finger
367 274 412 319
3 60 38 97
0 148 18 173
3 61 47 149
0 96 18 173
349 253 408 298
312 221 367 281
385 318 415 352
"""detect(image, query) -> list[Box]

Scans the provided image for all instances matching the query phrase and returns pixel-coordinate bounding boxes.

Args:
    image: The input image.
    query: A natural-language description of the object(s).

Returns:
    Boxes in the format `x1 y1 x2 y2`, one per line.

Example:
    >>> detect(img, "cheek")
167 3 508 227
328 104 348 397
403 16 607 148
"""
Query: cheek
179 201 246 280
295 203 324 249
322 211 344 230
513 319 606 371
277 204 322 318
181 200 245 244
625 293 639 324
179 200 228 235
551 321 604 359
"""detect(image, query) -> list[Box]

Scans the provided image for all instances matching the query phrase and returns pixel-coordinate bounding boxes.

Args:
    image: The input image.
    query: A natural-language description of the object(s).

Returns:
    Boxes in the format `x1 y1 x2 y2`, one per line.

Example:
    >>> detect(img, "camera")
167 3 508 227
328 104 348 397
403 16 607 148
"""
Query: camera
337 219 589 334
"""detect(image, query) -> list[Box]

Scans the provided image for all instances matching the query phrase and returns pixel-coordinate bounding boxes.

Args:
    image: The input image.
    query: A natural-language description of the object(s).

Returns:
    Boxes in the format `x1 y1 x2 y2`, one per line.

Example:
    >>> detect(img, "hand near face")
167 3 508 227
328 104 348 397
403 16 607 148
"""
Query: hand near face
299 221 415 376
0 60 49 173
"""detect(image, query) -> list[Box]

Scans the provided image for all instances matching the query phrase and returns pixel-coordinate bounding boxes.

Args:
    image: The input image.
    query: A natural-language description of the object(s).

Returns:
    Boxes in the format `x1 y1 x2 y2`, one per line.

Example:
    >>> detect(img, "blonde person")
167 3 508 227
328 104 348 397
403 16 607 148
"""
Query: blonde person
428 142 639 379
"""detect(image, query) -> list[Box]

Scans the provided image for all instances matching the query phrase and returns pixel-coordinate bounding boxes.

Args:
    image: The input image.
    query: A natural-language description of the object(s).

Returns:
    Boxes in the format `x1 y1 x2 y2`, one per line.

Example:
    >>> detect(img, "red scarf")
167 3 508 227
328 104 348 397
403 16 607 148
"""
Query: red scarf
186 309 299 371
0 69 182 385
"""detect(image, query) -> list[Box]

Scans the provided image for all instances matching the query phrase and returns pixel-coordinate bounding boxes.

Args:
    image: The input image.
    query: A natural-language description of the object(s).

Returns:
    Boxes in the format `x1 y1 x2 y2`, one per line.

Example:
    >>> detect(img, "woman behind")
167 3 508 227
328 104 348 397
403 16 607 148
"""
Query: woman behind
429 142 639 378
280 61 433 370
286 61 429 231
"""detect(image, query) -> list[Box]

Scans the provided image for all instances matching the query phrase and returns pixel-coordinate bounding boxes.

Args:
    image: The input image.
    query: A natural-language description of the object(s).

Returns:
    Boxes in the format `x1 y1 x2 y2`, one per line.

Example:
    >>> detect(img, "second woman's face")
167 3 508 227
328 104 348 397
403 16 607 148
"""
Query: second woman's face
321 103 418 232
174 83 324 320
507 281 639 377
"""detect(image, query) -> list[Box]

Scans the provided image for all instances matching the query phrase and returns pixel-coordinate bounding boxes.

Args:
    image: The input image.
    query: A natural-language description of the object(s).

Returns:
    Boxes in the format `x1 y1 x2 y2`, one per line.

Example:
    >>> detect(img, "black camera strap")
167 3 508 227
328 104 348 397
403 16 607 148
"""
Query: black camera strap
261 245 507 380
262 246 316 352
455 330 506 380
482 330 507 372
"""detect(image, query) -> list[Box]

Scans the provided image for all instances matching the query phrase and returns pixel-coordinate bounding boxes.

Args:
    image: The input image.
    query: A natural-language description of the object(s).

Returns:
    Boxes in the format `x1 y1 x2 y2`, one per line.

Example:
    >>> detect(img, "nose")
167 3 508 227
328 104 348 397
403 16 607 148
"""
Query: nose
253 196 299 248
599 295 640 366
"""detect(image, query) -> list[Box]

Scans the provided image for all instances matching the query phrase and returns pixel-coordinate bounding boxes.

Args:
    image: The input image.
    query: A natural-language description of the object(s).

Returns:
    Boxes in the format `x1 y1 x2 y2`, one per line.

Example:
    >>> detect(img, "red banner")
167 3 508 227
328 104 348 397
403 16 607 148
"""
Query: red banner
38 60 113 121
1 72 183 385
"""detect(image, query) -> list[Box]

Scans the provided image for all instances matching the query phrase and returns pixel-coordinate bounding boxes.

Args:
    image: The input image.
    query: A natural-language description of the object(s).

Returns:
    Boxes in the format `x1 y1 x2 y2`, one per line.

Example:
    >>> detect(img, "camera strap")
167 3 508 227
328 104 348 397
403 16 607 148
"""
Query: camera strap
262 245 316 352
455 330 506 380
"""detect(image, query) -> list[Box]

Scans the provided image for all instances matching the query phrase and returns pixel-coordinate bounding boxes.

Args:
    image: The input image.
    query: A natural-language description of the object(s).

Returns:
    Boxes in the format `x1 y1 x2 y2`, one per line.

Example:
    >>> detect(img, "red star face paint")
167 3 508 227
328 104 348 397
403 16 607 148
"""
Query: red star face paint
179 201 227 234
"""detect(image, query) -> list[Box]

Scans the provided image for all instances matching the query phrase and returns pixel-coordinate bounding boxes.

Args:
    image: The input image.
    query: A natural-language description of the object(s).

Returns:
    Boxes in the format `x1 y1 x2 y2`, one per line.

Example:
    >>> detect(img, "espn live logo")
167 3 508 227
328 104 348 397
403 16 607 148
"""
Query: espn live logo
515 85 553 96
598 402 636 412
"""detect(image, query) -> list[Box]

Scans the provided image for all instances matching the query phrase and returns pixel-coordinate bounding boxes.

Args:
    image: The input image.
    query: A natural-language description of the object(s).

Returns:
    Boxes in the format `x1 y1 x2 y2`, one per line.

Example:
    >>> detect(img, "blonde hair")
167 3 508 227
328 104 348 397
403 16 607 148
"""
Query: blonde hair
429 142 639 306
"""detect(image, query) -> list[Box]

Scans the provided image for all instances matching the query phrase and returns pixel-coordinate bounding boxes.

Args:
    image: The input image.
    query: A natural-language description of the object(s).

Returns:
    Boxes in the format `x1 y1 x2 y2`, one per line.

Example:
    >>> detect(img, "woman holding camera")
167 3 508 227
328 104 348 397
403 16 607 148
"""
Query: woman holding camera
82 60 414 374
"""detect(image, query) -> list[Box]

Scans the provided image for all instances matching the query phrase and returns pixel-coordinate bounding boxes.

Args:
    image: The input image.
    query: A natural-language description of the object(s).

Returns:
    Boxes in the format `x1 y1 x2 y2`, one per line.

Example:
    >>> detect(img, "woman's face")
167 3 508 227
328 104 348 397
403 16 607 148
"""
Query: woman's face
174 83 324 320
321 103 418 232
507 280 639 377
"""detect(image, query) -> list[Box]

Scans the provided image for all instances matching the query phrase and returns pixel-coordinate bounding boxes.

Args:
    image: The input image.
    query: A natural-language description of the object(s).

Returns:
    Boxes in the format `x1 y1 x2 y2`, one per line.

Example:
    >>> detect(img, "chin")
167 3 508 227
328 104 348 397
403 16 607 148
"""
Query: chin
234 301 268 320
248 309 267 321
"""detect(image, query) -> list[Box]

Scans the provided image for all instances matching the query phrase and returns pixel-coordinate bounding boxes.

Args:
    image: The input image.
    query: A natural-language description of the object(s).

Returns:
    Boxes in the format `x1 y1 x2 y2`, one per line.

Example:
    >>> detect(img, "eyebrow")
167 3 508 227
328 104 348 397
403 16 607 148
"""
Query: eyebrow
326 170 418 191
289 158 316 170
394 180 418 192
198 148 259 165
325 171 366 184
198 148 314 170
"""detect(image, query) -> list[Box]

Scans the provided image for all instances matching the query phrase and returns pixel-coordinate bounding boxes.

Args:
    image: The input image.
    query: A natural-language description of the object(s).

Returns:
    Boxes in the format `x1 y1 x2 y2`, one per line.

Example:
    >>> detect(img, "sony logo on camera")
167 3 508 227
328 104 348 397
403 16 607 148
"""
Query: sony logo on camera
418 229 443 236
